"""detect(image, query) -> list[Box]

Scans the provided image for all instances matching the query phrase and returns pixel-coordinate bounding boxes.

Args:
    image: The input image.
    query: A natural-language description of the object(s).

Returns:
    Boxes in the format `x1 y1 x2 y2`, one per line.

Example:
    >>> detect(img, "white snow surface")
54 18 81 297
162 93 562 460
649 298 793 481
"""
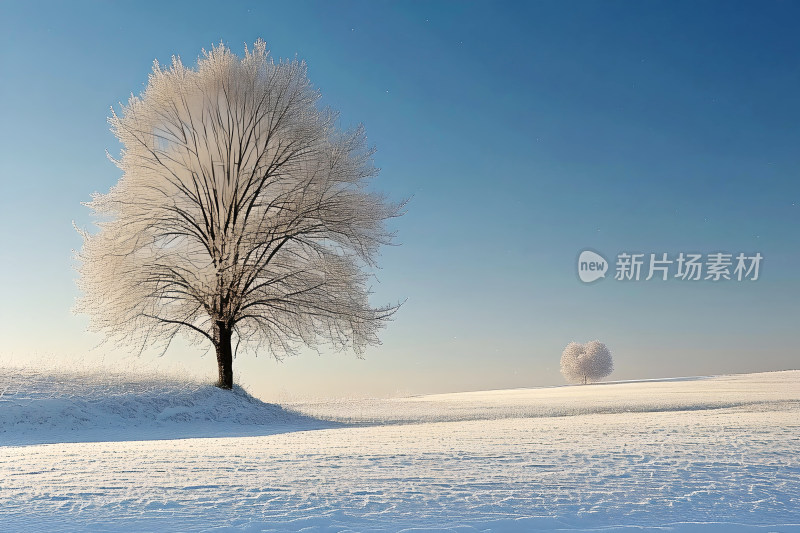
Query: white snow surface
0 367 332 446
1 367 798 532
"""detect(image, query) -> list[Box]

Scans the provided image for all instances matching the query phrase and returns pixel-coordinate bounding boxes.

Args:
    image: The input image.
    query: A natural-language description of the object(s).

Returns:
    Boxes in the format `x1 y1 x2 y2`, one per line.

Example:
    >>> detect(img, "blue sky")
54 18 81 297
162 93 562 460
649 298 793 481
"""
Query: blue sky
0 1 798 399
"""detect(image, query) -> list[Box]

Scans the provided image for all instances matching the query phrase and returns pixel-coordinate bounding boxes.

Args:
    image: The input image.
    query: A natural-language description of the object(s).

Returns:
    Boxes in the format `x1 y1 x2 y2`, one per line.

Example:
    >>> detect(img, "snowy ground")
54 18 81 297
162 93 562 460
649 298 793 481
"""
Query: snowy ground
0 368 798 532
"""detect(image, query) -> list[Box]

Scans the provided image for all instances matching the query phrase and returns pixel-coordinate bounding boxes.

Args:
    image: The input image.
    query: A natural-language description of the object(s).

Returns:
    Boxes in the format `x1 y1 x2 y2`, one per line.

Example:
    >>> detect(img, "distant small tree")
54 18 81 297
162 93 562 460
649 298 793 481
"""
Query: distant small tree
560 341 613 384
76 40 403 390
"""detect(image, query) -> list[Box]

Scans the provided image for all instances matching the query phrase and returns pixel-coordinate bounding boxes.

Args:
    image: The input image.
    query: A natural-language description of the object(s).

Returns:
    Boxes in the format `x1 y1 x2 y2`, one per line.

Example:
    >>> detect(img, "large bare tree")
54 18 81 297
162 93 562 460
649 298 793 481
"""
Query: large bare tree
76 41 402 389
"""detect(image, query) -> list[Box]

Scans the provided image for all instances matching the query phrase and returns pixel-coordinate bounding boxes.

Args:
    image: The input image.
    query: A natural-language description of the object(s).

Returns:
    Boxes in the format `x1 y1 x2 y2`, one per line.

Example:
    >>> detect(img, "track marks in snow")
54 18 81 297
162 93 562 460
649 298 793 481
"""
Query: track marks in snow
1 406 798 531
0 370 798 531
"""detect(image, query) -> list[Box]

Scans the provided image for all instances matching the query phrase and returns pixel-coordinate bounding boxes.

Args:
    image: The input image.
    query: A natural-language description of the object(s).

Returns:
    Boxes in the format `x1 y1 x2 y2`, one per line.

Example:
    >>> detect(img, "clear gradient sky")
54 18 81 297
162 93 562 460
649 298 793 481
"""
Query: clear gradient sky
0 1 798 400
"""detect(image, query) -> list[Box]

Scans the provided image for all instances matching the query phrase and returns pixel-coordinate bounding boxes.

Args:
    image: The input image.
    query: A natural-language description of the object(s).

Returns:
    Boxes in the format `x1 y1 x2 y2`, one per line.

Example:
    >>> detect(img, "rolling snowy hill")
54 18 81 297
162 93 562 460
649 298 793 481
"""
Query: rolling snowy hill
1 367 798 532
0 366 335 446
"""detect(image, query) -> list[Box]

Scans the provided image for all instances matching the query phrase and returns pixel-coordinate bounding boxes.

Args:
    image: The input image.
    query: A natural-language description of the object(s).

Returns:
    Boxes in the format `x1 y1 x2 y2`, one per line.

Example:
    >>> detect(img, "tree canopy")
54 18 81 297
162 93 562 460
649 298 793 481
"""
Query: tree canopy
560 341 613 384
76 40 402 388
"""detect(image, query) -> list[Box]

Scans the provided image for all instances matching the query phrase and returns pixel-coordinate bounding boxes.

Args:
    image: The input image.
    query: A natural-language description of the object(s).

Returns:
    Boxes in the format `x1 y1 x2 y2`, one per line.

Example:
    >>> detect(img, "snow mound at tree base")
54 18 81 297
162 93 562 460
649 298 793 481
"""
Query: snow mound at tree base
0 366 331 446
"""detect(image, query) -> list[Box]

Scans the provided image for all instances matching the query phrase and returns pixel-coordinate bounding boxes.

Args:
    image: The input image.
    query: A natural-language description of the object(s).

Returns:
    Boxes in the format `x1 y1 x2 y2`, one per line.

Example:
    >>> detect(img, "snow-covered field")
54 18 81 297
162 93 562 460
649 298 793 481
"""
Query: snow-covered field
1 368 798 532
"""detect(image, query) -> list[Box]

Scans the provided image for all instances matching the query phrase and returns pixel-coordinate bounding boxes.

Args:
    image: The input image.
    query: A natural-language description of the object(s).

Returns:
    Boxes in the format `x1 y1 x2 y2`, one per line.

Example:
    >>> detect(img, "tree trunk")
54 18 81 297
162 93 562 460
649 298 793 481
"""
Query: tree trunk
215 321 234 390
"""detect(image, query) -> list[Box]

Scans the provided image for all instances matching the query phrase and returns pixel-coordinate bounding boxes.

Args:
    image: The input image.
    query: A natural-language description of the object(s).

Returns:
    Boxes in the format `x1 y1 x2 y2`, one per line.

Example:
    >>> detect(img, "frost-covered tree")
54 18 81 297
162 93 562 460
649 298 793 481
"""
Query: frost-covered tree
560 341 613 384
76 40 403 389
